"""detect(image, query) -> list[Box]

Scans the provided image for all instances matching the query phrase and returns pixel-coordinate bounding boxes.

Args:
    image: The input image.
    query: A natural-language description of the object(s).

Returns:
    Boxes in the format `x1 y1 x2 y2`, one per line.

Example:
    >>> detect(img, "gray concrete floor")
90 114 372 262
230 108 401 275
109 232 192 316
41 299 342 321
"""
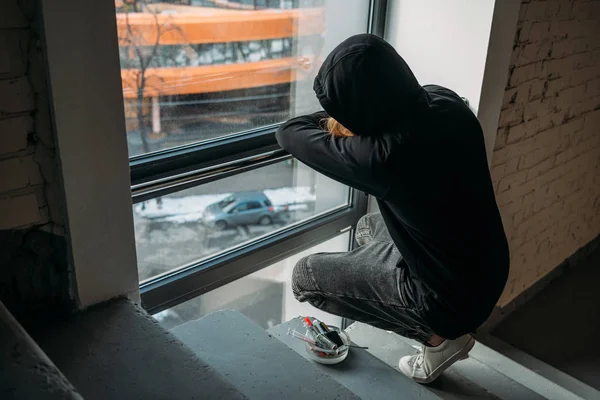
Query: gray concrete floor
493 246 600 390
32 299 246 400
173 310 361 400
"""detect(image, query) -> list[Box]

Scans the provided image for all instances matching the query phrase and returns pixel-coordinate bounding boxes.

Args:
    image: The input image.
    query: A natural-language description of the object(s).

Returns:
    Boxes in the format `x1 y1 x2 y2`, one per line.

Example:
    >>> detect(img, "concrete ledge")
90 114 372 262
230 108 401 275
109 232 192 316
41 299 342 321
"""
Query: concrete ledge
173 310 359 400
474 335 600 400
346 322 544 400
0 301 82 400
269 317 442 400
32 298 246 400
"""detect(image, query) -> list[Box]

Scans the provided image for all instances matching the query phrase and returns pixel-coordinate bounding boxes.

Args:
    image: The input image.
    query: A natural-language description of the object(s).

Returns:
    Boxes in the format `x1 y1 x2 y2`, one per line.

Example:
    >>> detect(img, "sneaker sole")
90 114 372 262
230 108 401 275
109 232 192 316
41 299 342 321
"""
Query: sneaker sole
400 336 476 384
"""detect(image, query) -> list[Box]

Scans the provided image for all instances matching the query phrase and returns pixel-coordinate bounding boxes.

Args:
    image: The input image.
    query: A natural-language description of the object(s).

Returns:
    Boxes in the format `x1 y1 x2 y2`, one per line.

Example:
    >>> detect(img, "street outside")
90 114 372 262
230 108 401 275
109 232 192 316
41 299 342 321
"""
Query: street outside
134 161 345 282
134 204 315 281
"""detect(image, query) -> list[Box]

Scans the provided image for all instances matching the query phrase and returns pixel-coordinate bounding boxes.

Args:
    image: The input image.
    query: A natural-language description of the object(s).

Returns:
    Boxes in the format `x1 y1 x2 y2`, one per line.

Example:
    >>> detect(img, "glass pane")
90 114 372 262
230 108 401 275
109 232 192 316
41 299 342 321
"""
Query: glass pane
115 0 369 156
134 159 348 282
153 232 350 331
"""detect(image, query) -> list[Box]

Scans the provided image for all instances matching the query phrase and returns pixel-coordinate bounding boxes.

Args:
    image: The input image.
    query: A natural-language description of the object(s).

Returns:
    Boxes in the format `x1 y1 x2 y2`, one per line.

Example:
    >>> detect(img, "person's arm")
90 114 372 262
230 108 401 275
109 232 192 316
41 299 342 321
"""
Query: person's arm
275 112 392 199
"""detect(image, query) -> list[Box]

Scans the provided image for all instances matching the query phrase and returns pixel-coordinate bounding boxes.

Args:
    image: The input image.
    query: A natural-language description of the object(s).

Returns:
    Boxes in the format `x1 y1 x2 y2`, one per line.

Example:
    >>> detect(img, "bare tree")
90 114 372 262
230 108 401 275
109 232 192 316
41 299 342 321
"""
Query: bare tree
118 0 185 153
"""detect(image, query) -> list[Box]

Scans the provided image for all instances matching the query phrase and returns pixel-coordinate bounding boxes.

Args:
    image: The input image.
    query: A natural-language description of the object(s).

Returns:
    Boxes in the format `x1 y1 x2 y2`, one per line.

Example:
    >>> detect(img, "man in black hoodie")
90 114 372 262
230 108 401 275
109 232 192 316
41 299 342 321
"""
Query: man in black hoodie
276 34 509 383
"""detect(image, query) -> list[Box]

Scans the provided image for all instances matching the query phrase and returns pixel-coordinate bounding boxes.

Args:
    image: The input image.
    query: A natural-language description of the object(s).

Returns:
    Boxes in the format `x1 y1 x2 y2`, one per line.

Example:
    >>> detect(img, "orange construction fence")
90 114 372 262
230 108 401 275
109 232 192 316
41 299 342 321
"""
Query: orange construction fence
120 57 316 99
117 6 324 98
116 7 325 46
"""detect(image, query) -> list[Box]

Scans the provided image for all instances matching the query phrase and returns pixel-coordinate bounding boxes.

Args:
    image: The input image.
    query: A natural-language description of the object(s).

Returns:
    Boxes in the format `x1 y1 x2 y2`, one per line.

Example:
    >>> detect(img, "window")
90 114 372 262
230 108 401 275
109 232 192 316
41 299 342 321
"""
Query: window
231 201 262 212
116 0 371 157
37 0 386 311
153 232 351 331
113 0 386 314
134 160 348 283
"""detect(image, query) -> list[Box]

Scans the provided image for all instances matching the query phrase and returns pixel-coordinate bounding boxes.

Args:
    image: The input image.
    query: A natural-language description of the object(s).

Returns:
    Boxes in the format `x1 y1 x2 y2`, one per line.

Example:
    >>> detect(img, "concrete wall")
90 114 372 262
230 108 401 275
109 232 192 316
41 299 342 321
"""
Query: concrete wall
491 0 600 306
385 0 508 162
0 0 74 325
385 0 496 114
41 0 139 308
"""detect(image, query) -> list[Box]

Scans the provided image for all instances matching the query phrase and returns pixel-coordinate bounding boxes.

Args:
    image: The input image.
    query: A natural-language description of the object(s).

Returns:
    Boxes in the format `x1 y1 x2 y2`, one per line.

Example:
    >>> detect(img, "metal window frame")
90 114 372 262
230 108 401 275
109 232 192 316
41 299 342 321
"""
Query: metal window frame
132 148 290 203
142 196 366 314
130 0 388 188
136 0 387 314
368 0 388 38
130 124 282 186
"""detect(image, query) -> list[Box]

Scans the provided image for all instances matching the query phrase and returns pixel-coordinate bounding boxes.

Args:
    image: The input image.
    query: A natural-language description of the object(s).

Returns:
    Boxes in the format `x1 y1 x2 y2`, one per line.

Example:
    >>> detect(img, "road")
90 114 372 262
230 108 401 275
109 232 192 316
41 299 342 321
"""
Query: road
134 161 313 282
134 209 315 282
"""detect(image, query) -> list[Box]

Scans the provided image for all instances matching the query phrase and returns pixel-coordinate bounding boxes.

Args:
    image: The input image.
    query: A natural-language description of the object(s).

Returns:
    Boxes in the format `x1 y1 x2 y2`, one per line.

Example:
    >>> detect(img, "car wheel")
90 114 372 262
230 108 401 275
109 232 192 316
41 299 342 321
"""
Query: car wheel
258 216 272 226
215 220 227 230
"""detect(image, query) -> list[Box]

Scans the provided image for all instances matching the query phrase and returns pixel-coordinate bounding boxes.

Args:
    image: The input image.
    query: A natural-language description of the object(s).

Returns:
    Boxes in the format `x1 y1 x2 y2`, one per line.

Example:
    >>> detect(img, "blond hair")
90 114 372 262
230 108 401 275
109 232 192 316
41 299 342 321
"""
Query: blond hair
323 117 354 137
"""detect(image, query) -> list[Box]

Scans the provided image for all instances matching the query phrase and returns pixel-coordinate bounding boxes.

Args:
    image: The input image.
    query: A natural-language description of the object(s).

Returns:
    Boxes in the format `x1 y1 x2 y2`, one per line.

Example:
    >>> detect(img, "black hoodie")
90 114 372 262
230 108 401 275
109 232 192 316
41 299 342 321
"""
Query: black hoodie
276 34 509 339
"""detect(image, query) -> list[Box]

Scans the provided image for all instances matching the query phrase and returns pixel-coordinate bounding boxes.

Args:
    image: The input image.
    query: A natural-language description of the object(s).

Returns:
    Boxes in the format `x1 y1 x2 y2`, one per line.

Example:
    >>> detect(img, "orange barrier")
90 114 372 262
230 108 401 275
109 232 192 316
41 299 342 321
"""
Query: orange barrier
121 57 312 99
116 7 325 46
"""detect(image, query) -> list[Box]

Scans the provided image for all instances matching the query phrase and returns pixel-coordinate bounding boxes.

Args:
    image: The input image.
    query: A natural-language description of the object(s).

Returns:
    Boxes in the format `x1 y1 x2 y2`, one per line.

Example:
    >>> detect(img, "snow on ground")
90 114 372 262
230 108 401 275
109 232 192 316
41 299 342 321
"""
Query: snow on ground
135 187 316 223
135 193 229 222
152 309 179 323
263 187 314 205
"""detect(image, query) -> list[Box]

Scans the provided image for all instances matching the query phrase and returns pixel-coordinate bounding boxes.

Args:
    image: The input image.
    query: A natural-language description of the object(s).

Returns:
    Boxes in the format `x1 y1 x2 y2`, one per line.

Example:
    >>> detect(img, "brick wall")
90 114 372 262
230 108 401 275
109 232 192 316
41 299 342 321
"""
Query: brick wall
0 0 74 325
492 0 600 306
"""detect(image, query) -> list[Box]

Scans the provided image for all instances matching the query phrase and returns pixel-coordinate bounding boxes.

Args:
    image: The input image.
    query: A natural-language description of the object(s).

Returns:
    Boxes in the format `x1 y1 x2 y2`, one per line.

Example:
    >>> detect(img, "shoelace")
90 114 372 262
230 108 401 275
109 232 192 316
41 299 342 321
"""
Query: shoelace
410 345 426 367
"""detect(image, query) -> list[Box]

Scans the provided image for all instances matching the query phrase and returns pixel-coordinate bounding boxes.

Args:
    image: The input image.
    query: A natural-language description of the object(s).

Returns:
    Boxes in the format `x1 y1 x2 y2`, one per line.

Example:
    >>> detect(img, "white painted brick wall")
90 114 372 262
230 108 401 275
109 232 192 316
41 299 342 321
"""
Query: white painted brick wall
492 0 600 306
0 0 62 232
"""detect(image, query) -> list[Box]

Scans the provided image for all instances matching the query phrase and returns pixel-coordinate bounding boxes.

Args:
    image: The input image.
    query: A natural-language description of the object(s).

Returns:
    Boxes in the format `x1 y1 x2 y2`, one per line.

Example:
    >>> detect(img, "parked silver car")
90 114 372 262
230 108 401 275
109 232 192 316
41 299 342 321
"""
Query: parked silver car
202 192 288 230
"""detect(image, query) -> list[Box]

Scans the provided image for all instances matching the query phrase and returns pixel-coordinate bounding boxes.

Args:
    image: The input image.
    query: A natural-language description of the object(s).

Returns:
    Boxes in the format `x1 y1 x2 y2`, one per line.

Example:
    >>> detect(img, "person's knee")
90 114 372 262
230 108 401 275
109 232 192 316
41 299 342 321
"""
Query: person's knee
355 213 374 246
292 256 316 301
357 213 372 231
292 257 329 311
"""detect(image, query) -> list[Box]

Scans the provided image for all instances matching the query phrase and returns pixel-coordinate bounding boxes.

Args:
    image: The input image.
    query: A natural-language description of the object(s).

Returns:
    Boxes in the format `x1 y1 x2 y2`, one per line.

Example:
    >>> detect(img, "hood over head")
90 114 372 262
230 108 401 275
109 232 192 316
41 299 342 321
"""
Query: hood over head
313 34 426 136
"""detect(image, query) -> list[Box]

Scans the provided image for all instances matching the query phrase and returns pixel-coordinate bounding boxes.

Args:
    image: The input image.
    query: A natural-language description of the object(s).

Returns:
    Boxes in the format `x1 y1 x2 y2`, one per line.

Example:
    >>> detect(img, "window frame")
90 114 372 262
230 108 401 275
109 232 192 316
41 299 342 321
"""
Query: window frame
134 0 388 314
129 0 389 189
245 202 263 210
40 0 388 313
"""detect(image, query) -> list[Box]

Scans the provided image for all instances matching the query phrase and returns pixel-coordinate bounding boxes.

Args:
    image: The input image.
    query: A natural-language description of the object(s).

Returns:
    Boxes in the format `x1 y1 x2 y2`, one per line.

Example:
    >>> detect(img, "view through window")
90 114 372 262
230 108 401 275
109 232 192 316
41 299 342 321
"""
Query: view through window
116 0 368 156
153 232 350 331
115 0 369 284
134 159 348 282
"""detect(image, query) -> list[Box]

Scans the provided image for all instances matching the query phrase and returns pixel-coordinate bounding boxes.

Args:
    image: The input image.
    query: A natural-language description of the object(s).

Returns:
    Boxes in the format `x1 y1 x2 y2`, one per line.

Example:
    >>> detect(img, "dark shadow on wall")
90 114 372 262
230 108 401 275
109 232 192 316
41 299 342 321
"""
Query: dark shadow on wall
0 229 75 328
493 236 600 390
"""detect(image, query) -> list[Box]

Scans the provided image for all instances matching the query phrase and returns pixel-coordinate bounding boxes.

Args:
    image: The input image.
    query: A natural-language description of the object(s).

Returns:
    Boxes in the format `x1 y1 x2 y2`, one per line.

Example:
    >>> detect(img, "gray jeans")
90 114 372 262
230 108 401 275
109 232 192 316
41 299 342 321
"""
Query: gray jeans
292 213 434 344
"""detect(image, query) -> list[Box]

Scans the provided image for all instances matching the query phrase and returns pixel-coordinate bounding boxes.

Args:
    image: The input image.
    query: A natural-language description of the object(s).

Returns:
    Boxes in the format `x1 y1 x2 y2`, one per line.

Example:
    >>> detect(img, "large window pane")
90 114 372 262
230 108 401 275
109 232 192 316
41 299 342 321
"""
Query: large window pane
153 232 350 331
134 159 348 282
115 0 369 156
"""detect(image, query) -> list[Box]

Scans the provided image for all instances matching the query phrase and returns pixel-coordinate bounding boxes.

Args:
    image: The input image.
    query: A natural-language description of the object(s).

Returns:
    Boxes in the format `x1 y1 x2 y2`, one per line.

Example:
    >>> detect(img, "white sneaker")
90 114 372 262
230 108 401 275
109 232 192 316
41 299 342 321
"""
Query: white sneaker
398 335 475 383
